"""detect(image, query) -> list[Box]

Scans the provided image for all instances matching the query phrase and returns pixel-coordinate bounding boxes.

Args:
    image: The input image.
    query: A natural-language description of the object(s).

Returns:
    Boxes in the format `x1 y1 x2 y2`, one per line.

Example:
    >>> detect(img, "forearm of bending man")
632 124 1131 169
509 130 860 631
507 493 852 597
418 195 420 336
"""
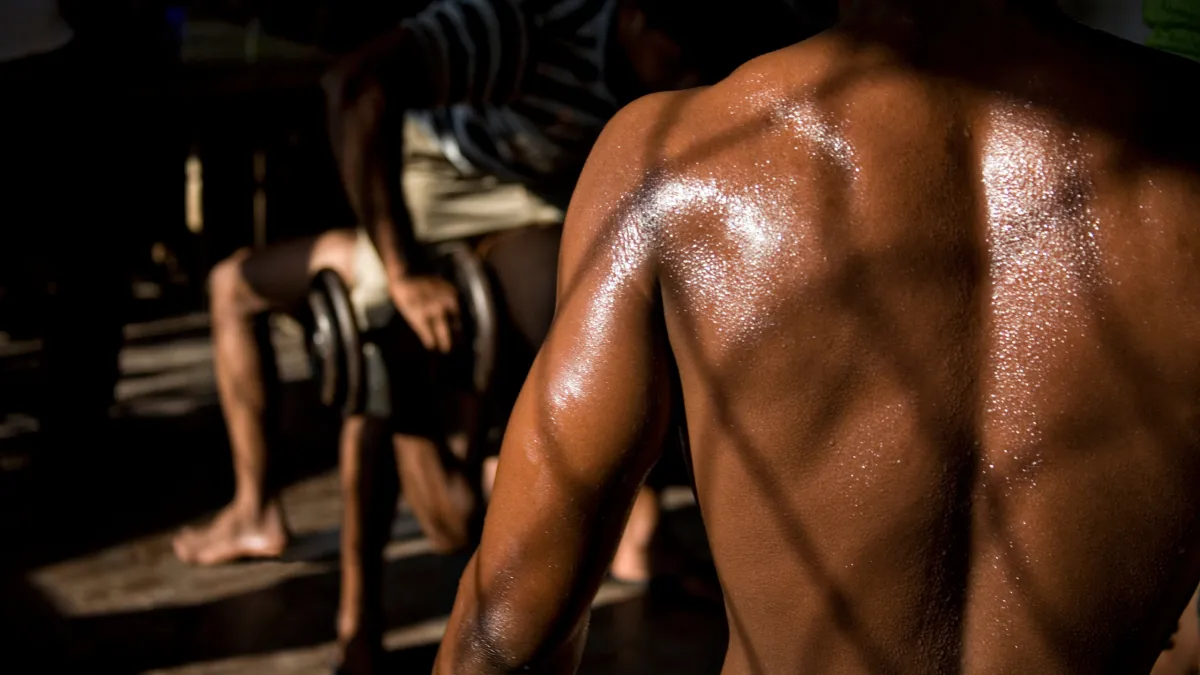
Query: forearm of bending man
323 0 533 351
322 28 467 352
432 95 678 674
322 25 431 278
324 0 534 274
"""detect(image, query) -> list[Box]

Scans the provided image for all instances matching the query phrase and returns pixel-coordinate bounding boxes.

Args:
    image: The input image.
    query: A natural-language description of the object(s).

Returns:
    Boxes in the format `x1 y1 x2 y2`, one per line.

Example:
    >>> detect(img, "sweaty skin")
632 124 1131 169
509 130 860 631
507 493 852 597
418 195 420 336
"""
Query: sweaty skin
435 2 1200 673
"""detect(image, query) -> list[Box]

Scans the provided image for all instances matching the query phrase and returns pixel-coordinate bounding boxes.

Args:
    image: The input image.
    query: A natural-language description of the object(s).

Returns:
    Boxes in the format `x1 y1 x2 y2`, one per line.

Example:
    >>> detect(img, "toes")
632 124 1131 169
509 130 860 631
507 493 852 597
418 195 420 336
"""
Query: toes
172 531 200 563
193 541 238 567
171 521 289 566
172 540 189 563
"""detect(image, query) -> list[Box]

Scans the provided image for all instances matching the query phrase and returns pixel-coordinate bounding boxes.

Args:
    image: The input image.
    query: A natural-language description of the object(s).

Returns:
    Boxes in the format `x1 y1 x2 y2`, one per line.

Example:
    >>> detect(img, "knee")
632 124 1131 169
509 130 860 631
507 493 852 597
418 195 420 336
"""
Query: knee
208 249 251 320
313 229 361 283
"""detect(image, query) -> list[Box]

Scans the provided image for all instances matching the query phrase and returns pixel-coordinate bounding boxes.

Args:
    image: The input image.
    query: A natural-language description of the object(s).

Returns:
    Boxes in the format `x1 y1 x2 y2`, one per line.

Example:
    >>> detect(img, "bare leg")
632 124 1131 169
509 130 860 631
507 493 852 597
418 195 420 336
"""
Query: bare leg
389 347 480 554
336 432 477 675
338 373 479 673
174 230 359 566
610 488 659 584
337 415 397 675
482 457 500 501
394 432 476 555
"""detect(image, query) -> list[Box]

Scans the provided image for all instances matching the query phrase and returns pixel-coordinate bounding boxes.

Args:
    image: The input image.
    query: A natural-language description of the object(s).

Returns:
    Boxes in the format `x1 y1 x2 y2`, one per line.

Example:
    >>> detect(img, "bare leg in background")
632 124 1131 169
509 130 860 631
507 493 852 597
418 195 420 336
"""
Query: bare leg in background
337 386 478 675
174 230 359 565
337 415 397 675
610 488 659 583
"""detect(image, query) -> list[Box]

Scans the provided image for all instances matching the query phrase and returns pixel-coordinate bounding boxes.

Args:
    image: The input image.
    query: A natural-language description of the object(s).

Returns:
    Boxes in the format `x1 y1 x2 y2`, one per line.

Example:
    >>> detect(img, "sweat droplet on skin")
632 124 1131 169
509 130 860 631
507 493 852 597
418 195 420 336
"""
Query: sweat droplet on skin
977 101 1106 649
981 104 1104 491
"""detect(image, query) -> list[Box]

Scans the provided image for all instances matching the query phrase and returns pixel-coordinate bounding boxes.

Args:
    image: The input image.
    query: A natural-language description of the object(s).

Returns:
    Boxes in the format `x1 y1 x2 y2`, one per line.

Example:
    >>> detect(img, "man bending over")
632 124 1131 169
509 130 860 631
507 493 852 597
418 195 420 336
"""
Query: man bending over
435 0 1200 672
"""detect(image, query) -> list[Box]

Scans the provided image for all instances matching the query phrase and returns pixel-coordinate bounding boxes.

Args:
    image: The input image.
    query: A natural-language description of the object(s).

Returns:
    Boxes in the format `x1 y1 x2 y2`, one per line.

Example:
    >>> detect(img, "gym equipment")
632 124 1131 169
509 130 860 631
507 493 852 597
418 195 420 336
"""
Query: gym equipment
306 241 497 417
307 267 362 414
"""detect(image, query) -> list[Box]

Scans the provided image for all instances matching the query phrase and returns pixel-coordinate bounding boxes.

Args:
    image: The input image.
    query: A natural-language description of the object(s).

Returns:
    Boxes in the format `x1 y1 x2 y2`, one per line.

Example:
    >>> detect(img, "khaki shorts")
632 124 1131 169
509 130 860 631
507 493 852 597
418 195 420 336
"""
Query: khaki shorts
351 115 564 325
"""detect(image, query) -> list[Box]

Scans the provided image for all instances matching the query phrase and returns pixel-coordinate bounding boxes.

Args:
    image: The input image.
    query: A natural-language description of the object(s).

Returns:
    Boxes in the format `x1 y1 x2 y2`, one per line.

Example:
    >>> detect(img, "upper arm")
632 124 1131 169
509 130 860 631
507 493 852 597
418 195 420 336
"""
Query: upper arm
441 92 687 671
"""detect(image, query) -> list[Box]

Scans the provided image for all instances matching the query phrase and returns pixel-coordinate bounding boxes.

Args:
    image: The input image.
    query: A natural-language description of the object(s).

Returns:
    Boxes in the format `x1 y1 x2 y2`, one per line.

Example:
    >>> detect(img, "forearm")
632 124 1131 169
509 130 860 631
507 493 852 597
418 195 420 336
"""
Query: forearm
323 26 433 278
326 86 417 279
351 96 418 280
434 554 588 675
363 200 415 282
434 427 661 673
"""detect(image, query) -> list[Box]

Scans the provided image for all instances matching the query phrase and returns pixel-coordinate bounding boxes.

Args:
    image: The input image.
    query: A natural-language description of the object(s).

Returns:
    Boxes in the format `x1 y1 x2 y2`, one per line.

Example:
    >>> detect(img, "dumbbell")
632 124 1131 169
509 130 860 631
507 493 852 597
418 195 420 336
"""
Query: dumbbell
307 267 362 415
306 241 497 418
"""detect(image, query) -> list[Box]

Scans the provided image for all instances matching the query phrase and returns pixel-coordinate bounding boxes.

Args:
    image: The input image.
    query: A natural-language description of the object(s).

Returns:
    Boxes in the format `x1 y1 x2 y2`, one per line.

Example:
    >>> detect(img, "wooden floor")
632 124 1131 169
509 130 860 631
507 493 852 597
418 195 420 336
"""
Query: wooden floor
0 314 726 675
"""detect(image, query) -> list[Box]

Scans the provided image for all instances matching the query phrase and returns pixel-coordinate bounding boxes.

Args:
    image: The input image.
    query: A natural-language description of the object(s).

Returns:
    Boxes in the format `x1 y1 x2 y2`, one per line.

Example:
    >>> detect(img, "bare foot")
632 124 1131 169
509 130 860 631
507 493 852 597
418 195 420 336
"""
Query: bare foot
608 488 658 584
173 500 289 566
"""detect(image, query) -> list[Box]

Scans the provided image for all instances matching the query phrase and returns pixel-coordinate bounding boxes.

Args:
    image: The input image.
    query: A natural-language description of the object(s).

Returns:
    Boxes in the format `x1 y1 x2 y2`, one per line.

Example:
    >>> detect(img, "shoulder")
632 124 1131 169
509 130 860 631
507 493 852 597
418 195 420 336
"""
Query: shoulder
562 37 844 256
564 48 813 227
564 88 705 224
554 89 703 286
582 26 845 166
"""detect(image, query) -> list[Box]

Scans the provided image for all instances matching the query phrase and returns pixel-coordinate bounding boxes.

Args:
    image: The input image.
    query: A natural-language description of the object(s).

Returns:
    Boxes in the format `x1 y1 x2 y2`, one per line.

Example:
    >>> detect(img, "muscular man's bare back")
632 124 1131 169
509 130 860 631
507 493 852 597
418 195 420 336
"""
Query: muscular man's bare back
436 4 1200 674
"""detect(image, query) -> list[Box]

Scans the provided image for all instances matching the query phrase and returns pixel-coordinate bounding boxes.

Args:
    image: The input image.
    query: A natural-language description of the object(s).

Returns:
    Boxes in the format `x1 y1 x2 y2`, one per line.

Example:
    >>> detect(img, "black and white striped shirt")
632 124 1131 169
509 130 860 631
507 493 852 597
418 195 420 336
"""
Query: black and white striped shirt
402 0 622 209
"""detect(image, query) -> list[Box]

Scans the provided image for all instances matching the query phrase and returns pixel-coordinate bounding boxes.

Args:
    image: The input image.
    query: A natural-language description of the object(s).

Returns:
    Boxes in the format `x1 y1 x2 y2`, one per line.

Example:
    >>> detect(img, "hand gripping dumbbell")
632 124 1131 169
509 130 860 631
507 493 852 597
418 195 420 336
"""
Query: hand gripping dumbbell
306 241 497 418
